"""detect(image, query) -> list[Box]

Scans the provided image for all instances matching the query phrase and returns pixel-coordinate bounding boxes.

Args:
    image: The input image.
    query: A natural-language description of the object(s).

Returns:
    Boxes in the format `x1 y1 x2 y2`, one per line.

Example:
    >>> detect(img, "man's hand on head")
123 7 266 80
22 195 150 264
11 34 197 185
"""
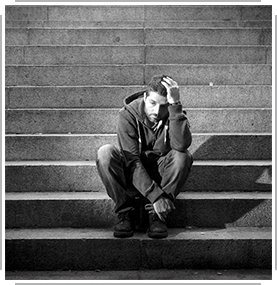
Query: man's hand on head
161 76 180 105
153 196 176 222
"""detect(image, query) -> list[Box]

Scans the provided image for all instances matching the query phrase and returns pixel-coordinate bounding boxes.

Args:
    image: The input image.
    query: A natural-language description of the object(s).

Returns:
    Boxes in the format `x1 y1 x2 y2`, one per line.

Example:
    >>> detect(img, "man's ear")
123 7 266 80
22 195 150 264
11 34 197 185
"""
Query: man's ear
143 92 147 102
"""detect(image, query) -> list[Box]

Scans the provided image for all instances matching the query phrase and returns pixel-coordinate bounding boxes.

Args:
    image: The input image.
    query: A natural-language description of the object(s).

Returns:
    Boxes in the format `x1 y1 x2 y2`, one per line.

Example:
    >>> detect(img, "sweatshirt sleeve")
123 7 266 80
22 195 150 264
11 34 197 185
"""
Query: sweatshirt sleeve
117 109 163 203
168 103 192 151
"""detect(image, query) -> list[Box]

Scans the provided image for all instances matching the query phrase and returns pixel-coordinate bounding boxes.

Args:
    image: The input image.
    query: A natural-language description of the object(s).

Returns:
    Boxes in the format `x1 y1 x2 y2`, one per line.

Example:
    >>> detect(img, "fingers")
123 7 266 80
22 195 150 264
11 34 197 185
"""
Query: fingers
168 199 176 211
162 76 178 87
157 212 166 222
153 198 176 222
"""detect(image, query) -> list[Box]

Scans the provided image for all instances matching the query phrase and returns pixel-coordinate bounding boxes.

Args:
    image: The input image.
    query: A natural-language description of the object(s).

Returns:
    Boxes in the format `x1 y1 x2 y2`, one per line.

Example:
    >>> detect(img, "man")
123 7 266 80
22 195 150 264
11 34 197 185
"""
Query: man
96 75 193 239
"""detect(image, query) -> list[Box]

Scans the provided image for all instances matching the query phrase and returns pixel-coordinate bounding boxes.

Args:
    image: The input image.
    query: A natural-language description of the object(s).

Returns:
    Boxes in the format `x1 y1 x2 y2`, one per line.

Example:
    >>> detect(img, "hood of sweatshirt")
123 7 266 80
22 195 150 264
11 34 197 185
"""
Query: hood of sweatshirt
123 90 146 123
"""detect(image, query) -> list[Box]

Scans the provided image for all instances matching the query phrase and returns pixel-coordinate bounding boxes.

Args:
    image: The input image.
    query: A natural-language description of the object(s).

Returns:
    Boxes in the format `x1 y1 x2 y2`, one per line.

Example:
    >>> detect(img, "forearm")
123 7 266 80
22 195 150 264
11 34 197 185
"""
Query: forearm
168 104 192 151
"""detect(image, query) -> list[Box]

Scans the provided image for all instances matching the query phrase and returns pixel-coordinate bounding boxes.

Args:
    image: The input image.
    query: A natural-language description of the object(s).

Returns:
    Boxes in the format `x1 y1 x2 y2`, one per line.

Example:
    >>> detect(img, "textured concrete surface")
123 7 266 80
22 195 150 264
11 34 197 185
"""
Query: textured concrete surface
6 46 271 65
5 108 272 134
5 65 144 86
146 46 271 64
5 28 145 46
6 46 145 65
5 228 272 271
5 161 272 192
144 20 272 28
5 85 272 109
5 20 273 29
5 269 272 280
5 192 272 228
145 28 271 46
145 64 272 86
5 133 272 161
5 28 272 46
5 64 272 86
5 5 271 22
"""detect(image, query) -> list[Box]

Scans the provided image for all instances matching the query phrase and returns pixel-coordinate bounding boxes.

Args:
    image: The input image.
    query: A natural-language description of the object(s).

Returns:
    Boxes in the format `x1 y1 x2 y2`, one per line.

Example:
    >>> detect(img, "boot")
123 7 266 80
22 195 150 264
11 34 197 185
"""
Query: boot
145 204 168 239
114 209 134 238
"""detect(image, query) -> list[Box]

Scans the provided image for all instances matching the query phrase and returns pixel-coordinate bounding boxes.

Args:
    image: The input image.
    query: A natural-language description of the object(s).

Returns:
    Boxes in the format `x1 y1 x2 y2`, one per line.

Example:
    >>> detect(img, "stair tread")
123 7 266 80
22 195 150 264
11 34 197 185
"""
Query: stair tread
5 191 272 200
5 160 272 166
5 28 272 32
5 227 272 240
5 133 272 136
4 268 273 280
6 107 273 110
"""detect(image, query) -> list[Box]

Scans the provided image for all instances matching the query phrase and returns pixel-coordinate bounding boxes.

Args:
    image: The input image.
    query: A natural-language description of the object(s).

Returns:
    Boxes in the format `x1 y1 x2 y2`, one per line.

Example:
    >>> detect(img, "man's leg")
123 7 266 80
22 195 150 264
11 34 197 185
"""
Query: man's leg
143 149 193 238
159 149 193 198
96 144 139 237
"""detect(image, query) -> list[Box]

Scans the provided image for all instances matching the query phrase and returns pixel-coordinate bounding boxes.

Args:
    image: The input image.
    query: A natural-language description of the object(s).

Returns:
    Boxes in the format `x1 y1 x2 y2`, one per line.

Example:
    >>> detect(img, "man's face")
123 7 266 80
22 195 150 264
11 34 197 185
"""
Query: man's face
144 91 169 123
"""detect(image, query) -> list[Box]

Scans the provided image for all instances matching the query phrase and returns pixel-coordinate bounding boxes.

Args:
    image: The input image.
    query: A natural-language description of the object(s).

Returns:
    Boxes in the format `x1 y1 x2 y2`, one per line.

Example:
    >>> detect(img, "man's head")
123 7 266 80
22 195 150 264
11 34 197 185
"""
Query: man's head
144 75 169 124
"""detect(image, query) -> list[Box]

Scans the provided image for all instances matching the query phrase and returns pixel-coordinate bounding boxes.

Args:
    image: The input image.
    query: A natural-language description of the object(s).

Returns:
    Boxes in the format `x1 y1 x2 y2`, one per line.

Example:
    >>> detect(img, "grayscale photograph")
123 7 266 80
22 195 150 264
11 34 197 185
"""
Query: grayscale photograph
3 2 273 281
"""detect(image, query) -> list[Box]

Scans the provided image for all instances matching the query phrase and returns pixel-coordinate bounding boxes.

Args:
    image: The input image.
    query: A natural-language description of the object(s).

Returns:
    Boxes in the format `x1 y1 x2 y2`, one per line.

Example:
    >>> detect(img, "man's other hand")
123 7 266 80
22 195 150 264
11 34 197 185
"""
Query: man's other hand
153 196 176 222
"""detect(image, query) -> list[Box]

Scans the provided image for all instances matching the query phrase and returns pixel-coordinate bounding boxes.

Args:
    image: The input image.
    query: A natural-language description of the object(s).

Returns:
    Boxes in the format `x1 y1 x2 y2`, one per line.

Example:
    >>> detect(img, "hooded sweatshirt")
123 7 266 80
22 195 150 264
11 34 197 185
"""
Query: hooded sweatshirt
117 91 192 203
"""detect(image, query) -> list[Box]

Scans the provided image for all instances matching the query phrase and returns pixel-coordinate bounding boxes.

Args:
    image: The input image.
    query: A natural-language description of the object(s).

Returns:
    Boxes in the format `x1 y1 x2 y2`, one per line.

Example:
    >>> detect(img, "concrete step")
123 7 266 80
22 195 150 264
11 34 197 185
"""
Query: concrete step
5 28 145 46
5 85 272 109
5 5 271 22
5 27 272 46
144 5 272 22
4 268 273 280
5 108 272 134
5 20 273 29
145 64 272 86
5 227 272 270
5 64 272 86
5 133 272 161
145 28 271 46
5 191 272 228
6 46 145 65
146 46 271 65
144 20 272 28
6 45 272 65
5 160 272 192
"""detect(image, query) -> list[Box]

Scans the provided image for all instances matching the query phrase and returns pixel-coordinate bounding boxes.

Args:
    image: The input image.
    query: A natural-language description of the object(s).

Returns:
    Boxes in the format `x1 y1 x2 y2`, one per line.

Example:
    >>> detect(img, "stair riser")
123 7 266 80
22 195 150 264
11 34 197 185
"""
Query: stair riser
6 46 271 65
5 20 273 29
6 46 145 65
146 46 272 65
6 65 272 86
5 238 271 270
5 28 272 46
5 86 272 109
146 29 272 46
5 5 271 22
5 109 272 134
5 164 272 192
5 134 272 161
5 198 271 228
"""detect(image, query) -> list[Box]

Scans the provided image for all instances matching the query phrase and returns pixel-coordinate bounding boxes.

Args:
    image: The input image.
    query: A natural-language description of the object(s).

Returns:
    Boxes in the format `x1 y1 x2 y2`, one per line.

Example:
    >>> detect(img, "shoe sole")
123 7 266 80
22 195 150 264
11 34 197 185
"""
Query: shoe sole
114 231 134 238
148 231 168 239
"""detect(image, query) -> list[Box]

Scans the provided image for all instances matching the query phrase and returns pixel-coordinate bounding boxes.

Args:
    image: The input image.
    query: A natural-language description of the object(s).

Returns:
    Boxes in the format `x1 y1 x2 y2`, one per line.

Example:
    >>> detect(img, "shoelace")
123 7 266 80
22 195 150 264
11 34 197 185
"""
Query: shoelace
145 203 155 213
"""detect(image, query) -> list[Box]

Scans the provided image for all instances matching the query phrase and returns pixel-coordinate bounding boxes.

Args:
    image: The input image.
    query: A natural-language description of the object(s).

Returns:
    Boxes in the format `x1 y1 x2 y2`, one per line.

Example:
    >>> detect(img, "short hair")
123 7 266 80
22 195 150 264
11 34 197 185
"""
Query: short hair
146 75 169 97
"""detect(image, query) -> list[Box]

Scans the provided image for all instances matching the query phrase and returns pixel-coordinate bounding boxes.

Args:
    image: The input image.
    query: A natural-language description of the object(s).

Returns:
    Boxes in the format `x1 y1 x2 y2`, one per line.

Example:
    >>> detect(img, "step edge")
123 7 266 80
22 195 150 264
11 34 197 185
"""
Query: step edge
5 160 272 166
5 227 272 241
5 191 272 200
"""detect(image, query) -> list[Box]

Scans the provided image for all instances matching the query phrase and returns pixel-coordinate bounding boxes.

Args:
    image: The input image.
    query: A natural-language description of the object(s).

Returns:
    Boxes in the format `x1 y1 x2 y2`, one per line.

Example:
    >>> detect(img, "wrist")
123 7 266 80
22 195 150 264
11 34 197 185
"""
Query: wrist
169 100 181 106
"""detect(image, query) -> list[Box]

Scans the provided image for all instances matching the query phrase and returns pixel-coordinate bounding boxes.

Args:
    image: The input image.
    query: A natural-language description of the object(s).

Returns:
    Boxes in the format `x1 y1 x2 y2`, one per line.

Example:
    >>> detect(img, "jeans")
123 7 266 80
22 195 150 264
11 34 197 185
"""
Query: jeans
96 144 193 213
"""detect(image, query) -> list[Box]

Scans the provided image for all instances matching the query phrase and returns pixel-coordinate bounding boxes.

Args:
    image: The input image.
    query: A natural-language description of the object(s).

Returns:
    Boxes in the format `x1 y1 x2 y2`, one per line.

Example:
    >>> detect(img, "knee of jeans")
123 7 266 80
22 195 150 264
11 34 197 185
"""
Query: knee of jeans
172 149 193 168
97 144 117 166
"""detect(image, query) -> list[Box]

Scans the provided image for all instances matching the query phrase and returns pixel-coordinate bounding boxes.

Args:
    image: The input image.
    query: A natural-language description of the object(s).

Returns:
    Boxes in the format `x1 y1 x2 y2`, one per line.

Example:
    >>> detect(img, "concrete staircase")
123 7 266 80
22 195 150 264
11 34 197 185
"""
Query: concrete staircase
5 5 272 275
